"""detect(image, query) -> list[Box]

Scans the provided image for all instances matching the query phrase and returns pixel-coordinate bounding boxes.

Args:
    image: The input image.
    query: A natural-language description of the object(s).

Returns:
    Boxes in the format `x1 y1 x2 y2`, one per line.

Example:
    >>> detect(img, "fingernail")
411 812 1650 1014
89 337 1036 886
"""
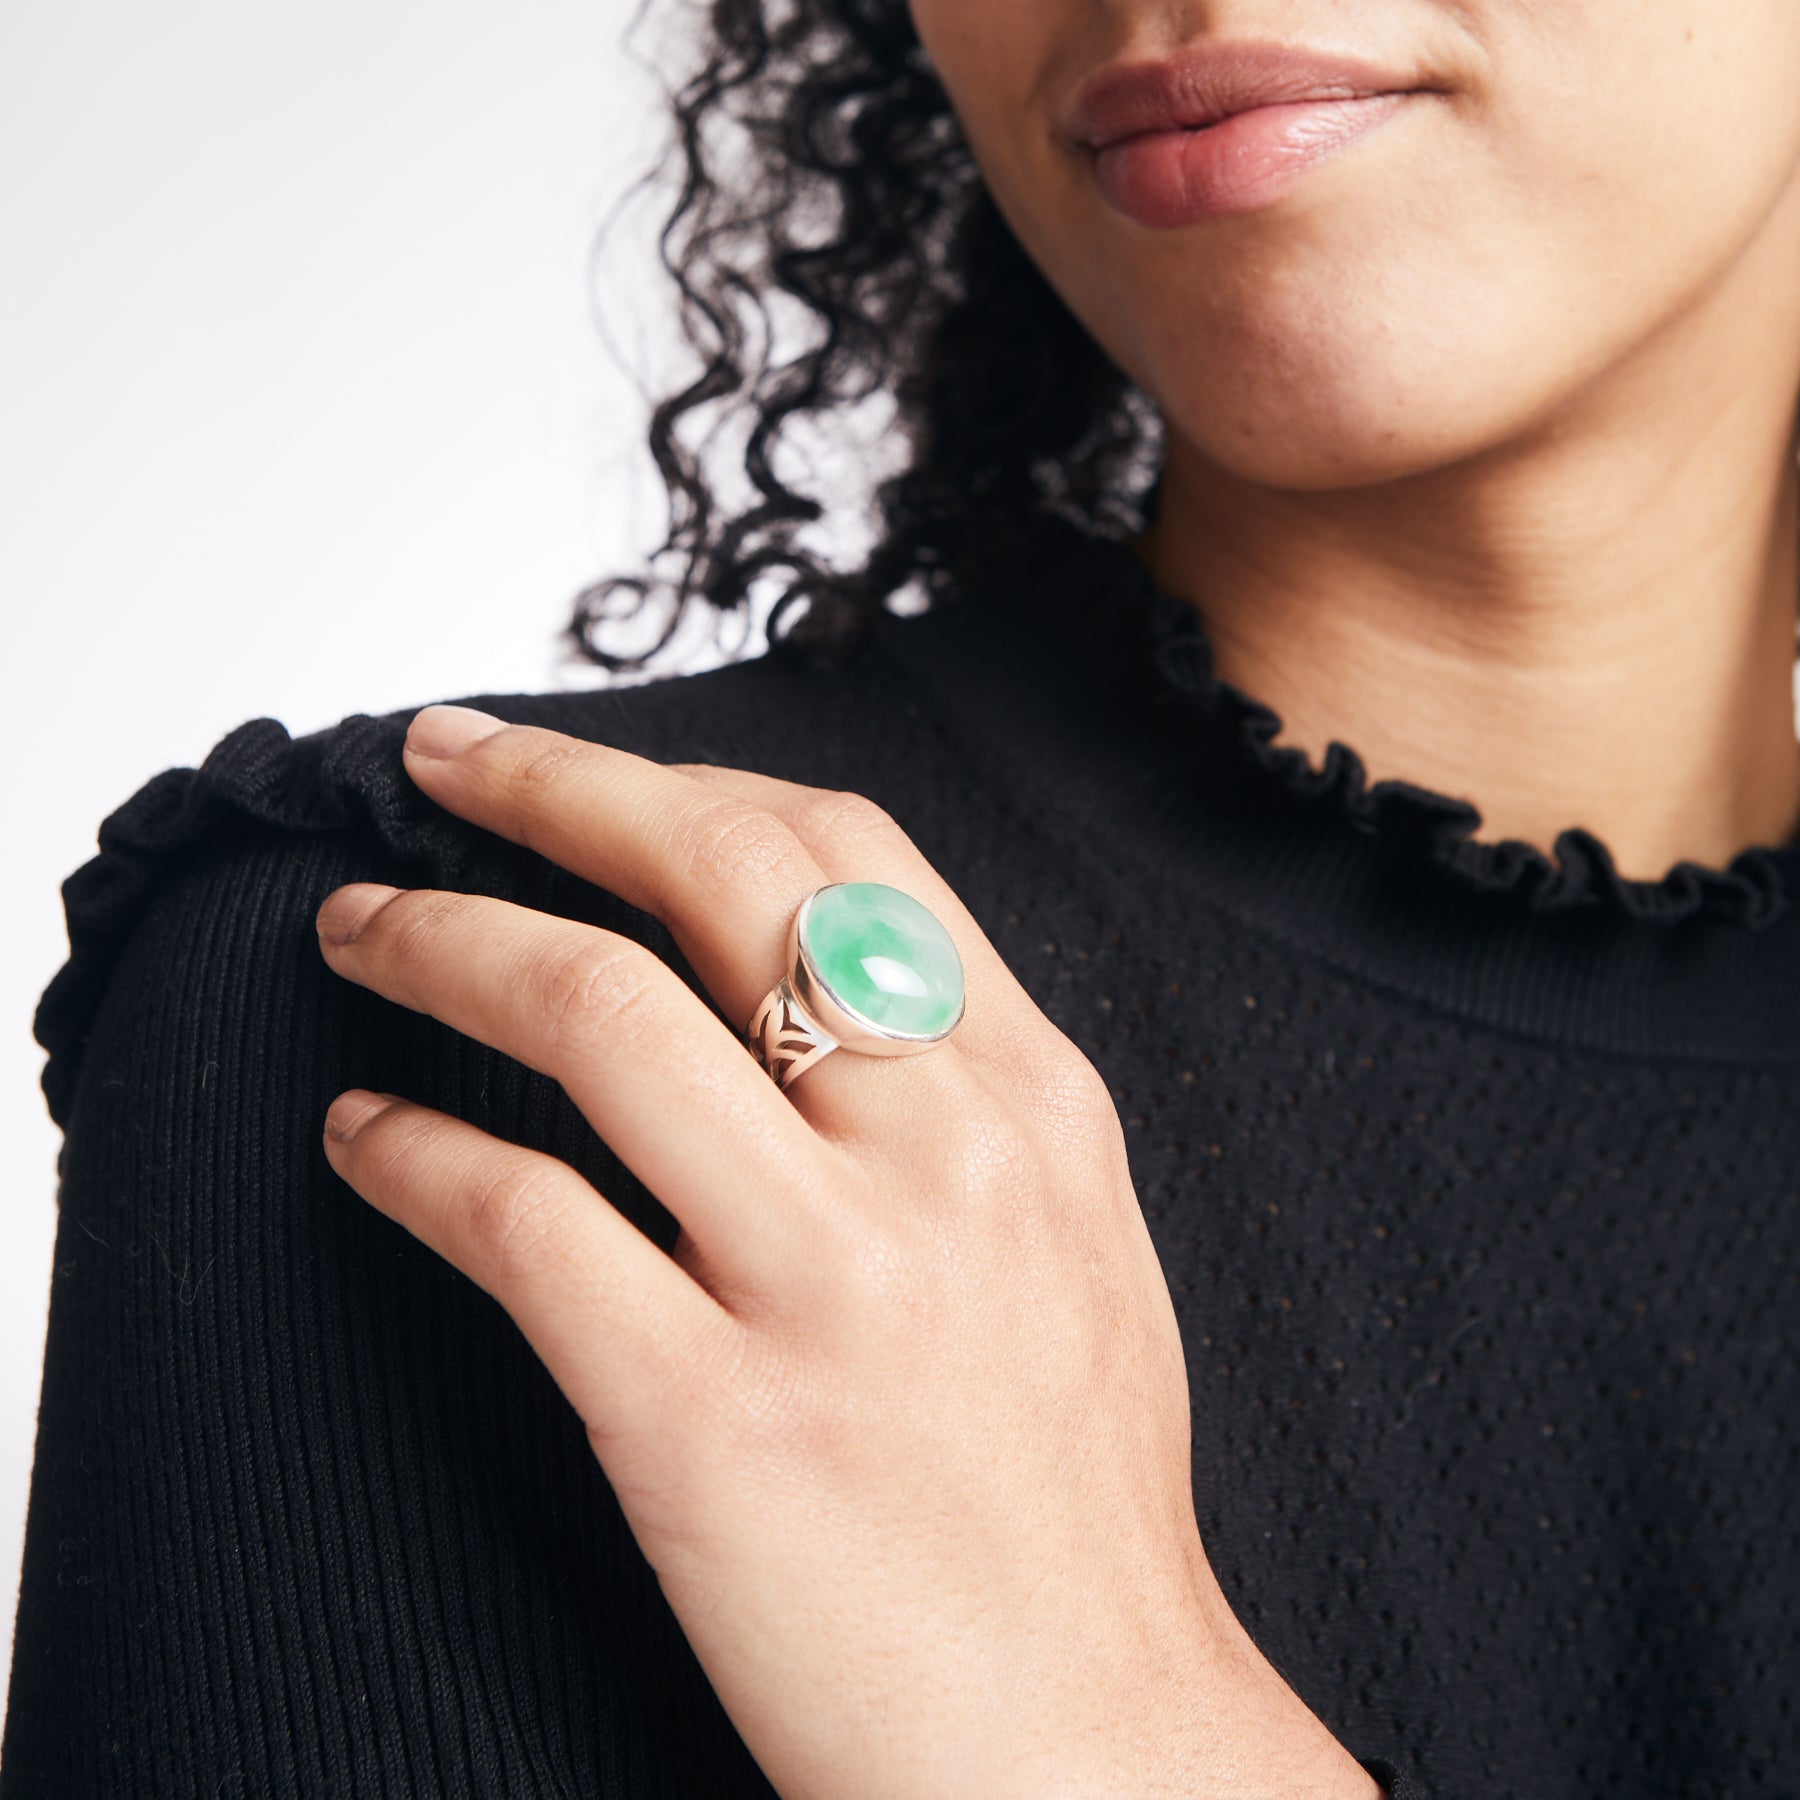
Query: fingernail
324 1090 397 1142
406 704 507 761
316 883 401 946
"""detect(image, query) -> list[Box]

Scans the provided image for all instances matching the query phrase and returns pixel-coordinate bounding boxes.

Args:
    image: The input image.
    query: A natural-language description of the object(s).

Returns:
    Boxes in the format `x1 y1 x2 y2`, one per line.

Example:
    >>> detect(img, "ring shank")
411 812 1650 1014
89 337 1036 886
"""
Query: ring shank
747 975 839 1091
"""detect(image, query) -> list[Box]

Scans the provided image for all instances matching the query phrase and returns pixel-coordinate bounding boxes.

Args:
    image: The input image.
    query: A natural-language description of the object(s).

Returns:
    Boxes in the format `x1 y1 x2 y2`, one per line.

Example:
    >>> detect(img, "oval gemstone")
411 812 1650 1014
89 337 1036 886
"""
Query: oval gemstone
800 883 965 1039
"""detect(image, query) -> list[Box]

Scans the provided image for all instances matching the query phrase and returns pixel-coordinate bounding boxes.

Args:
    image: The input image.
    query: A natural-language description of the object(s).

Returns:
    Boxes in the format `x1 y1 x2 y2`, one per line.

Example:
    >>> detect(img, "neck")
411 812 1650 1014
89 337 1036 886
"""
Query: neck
1141 276 1800 884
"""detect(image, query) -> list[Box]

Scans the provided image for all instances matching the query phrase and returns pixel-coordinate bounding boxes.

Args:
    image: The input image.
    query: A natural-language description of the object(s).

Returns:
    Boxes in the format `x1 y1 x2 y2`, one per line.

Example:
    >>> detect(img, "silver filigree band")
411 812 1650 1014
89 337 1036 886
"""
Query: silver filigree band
747 974 839 1091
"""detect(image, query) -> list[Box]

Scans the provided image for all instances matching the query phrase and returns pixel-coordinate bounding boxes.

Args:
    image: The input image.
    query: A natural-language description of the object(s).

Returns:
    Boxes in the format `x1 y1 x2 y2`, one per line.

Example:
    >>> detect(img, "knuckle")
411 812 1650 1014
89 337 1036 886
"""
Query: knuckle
793 787 900 851
543 939 669 1051
899 1067 1043 1205
511 737 589 802
1033 1049 1128 1161
379 889 467 961
678 796 805 893
1048 1050 1118 1125
465 1157 573 1277
503 739 593 848
951 1105 1043 1201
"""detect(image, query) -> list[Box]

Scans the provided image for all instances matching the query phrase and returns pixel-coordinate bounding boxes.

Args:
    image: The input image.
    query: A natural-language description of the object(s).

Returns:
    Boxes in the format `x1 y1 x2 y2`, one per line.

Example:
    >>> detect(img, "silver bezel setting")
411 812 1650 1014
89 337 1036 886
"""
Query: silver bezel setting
746 885 967 1090
789 883 966 1057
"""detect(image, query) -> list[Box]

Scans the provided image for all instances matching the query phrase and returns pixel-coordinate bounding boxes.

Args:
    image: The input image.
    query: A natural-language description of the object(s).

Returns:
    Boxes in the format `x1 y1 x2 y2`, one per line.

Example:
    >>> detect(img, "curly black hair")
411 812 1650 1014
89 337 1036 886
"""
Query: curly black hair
568 0 1163 676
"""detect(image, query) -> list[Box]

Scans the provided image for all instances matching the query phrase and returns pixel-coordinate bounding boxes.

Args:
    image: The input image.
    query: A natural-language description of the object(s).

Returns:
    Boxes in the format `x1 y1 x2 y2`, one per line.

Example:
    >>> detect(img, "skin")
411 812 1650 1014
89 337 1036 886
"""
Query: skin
911 0 1800 875
313 709 1375 1792
318 705 1375 1798
317 3 1800 1791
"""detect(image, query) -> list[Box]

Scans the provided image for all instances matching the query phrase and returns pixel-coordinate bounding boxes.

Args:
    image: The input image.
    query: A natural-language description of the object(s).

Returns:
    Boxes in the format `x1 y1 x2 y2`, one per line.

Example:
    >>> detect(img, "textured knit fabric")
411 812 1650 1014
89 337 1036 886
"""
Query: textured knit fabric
8 518 1800 1798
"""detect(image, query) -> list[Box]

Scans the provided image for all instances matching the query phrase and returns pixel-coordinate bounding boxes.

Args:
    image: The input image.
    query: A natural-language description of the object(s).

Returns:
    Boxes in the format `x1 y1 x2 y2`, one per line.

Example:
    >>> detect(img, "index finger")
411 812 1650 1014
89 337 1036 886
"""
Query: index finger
401 705 827 1040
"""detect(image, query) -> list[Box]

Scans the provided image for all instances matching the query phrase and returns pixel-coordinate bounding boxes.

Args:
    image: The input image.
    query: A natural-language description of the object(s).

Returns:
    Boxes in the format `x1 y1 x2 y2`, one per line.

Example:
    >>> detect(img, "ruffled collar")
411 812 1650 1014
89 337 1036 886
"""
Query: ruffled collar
1047 525 1800 931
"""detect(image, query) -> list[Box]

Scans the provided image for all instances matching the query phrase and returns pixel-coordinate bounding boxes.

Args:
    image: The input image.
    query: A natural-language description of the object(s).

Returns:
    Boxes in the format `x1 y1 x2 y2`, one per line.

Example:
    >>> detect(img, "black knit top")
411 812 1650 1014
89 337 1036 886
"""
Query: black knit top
8 520 1799 1798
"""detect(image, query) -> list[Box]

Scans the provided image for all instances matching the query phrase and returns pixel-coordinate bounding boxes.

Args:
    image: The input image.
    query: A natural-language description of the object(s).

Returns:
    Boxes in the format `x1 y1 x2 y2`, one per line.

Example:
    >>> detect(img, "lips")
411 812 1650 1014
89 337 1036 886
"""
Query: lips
1065 41 1426 227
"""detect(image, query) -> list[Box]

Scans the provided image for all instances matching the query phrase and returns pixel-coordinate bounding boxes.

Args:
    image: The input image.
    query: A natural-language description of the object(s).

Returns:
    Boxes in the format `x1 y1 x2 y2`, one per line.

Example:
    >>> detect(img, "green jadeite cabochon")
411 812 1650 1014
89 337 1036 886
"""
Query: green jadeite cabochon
799 883 965 1038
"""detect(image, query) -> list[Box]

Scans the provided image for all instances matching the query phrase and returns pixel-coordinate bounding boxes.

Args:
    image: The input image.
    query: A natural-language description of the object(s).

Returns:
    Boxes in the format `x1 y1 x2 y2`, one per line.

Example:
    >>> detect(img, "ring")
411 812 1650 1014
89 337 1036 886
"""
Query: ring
746 883 967 1091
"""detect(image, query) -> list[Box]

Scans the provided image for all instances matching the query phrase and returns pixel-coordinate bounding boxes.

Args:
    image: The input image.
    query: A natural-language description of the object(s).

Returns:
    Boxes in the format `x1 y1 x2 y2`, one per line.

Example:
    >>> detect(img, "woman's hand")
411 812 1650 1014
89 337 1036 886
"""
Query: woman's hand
314 704 1379 1800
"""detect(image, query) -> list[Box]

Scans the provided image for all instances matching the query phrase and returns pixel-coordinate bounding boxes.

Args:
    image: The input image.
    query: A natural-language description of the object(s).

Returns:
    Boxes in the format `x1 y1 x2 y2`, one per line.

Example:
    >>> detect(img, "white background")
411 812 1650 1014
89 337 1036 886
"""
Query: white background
1 0 714 1713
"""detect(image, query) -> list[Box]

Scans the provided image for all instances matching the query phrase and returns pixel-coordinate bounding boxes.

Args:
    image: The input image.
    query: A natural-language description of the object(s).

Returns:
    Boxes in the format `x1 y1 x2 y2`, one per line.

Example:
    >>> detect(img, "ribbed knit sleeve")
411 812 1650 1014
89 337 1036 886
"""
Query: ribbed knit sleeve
5 707 778 1796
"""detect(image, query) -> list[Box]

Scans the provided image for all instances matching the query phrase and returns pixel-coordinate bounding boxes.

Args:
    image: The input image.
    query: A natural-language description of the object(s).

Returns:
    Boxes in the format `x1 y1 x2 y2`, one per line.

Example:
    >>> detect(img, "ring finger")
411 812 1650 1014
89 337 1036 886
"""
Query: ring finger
667 761 1039 1049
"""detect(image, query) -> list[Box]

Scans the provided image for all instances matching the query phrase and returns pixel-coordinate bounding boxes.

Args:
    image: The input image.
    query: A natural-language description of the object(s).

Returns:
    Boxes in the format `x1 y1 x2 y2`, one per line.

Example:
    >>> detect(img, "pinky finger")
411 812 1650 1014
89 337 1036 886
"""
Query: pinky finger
322 1090 735 1444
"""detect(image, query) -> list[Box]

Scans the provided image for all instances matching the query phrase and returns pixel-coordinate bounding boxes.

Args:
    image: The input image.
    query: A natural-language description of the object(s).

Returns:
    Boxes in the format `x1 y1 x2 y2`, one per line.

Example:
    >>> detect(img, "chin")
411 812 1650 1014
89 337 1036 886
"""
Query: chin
1165 398 1502 493
1140 296 1559 493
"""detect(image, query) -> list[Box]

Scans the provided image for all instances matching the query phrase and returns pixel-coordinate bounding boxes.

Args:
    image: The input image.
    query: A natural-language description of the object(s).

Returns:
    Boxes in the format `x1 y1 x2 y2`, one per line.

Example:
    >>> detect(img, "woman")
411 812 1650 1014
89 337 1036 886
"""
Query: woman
7 0 1798 1794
